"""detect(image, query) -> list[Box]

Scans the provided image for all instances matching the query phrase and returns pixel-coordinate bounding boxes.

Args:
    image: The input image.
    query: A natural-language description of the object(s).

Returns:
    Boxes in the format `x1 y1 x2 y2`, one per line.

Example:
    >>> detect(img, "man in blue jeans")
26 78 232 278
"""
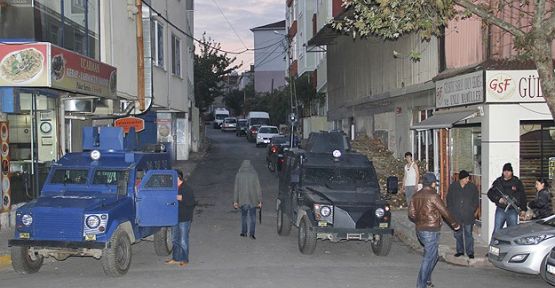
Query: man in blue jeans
233 160 262 239
446 170 479 259
166 169 195 267
409 173 460 288
487 163 527 243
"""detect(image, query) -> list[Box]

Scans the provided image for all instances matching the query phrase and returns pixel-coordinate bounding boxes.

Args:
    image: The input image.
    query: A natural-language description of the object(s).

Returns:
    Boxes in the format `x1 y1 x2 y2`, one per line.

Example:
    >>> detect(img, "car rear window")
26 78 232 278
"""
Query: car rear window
225 119 237 123
259 127 278 134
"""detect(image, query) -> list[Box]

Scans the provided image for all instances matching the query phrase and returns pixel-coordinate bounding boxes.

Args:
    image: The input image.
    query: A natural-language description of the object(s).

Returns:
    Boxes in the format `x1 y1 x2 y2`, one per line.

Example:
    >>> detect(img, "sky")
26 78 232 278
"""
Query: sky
194 0 285 72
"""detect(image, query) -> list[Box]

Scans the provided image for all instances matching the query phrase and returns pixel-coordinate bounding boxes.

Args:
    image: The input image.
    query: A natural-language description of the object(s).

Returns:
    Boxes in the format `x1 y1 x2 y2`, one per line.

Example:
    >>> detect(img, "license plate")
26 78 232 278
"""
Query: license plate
347 233 362 240
318 221 327 227
19 232 29 239
489 246 500 256
548 264 555 275
379 223 389 228
85 234 96 241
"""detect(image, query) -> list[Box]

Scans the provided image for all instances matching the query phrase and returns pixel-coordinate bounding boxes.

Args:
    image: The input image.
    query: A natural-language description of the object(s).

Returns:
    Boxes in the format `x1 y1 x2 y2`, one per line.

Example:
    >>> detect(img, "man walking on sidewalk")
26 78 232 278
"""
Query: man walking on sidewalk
409 173 460 288
233 160 262 239
446 170 479 259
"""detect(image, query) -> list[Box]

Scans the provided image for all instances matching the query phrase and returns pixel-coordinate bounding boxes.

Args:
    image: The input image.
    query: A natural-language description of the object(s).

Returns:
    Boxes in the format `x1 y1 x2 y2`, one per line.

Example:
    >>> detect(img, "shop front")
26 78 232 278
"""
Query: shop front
412 66 553 243
0 42 116 215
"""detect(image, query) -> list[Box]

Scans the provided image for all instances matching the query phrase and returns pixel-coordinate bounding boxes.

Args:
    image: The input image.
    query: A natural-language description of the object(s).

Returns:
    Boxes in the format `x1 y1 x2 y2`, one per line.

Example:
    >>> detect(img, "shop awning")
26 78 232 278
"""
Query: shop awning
411 110 478 131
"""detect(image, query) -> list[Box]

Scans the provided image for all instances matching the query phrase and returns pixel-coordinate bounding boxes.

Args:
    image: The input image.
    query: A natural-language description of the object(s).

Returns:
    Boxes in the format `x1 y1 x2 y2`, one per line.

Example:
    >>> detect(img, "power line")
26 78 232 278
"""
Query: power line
142 2 282 55
211 0 249 50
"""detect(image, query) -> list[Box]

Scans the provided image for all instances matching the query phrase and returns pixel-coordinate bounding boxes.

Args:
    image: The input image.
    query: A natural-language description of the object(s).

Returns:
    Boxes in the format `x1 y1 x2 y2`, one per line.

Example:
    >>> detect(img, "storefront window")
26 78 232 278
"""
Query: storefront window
414 109 435 172
520 122 555 200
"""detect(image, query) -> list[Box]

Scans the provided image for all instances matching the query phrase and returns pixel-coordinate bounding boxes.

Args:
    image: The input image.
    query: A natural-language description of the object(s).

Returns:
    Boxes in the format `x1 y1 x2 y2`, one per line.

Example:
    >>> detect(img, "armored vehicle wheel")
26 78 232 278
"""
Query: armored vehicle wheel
102 228 132 277
277 205 292 236
11 246 43 274
154 227 173 256
298 216 317 254
371 234 392 256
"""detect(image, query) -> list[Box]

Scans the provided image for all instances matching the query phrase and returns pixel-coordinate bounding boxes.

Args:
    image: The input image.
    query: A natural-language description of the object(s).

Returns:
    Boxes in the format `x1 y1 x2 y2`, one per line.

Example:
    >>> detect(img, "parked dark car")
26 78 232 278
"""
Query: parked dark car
266 136 290 173
246 125 260 142
276 131 393 255
236 119 248 136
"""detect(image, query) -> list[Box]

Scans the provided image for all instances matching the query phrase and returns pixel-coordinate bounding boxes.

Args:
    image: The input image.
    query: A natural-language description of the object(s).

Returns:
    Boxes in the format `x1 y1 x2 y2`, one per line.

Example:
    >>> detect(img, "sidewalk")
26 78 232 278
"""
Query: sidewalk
392 209 491 268
0 150 208 271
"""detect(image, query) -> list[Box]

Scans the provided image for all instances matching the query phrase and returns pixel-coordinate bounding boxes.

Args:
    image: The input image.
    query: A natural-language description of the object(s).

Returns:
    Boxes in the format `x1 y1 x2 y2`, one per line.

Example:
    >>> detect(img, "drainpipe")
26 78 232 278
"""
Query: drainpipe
136 0 146 111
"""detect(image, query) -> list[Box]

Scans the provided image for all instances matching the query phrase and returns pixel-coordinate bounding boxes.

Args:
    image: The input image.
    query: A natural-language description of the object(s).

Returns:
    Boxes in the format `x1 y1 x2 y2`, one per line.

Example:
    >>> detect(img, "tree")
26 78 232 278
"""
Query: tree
194 33 240 112
334 0 555 118
224 89 244 116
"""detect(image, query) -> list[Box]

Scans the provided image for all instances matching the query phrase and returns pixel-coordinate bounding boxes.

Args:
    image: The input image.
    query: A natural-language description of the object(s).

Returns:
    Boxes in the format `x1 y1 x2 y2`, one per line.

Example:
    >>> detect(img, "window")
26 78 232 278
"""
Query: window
171 34 181 76
154 21 165 68
50 169 89 185
145 174 174 189
93 170 127 185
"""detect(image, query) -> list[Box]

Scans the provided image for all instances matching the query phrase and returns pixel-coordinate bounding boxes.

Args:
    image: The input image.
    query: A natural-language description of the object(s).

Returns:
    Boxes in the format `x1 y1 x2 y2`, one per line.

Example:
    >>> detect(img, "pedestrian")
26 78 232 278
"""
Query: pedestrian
165 169 195 267
402 152 420 206
409 172 460 288
487 163 527 240
446 170 479 259
233 160 262 239
528 177 553 219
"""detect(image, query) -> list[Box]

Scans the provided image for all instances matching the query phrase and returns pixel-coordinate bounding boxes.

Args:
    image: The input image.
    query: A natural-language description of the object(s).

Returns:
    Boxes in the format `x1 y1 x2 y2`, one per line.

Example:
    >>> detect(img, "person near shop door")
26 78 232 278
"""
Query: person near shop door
409 172 460 288
446 170 479 259
487 163 527 240
528 177 553 219
402 152 420 206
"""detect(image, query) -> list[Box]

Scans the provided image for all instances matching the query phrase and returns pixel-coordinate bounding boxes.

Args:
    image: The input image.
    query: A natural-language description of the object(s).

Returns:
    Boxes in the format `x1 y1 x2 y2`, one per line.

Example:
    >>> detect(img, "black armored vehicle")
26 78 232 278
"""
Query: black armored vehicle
276 131 393 255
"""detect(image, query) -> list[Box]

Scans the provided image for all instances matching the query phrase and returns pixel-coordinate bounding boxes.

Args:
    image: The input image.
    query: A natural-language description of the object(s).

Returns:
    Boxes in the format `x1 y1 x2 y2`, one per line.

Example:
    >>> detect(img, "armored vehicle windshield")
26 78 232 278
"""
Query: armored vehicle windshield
303 166 377 188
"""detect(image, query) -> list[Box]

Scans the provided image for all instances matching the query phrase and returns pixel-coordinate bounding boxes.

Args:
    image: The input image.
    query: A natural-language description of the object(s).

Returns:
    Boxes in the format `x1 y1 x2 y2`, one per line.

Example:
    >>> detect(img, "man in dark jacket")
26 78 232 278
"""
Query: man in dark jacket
166 169 195 267
487 163 527 241
446 170 479 259
409 173 460 288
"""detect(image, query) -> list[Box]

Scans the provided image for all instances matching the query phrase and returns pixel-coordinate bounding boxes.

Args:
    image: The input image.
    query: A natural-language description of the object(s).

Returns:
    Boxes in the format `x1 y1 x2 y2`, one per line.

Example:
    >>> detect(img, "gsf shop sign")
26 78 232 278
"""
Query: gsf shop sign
486 70 545 103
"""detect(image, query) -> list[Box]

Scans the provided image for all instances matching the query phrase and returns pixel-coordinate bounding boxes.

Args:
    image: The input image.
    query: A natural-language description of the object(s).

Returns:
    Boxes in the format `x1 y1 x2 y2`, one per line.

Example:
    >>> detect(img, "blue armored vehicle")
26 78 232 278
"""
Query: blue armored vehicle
8 127 179 276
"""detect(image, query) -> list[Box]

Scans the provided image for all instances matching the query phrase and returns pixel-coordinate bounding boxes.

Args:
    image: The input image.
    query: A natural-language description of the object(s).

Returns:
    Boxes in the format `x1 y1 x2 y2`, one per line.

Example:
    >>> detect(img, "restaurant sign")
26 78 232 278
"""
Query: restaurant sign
0 43 116 98
435 70 484 108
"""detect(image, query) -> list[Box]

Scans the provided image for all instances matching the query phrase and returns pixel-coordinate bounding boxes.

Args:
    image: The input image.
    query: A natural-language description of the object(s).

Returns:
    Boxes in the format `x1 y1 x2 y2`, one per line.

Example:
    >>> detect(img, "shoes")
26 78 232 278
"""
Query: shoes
427 281 434 287
240 233 247 237
165 259 179 265
454 253 464 257
178 261 188 267
468 254 475 259
250 235 256 240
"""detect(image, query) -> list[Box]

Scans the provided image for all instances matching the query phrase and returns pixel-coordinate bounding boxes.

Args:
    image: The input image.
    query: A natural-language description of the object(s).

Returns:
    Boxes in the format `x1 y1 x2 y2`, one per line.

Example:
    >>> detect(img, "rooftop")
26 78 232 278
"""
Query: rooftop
251 20 286 32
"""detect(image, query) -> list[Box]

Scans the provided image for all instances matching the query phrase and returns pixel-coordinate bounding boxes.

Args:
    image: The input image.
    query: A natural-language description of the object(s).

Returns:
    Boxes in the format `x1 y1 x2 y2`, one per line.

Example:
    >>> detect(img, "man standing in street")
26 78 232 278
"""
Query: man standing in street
409 173 460 288
166 169 195 267
487 163 527 240
233 160 262 239
446 170 479 259
402 152 420 206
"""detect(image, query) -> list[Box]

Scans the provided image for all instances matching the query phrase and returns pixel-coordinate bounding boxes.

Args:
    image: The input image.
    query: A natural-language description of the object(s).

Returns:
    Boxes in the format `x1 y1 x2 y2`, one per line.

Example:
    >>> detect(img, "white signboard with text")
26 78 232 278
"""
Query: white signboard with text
436 71 483 108
485 70 546 103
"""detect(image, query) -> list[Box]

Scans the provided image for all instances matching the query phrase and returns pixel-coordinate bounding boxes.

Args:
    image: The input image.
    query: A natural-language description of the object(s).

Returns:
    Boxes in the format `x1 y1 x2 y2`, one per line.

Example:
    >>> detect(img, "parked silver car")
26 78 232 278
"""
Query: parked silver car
489 215 555 275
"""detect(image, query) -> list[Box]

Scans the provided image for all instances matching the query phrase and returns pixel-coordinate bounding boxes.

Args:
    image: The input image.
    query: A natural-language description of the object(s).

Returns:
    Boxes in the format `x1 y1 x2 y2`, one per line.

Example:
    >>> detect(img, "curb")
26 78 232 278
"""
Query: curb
0 255 10 270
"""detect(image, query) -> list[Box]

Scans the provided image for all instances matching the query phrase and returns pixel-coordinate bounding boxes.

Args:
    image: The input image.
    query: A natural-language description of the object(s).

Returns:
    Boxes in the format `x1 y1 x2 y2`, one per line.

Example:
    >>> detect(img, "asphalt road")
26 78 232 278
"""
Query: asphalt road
0 127 549 287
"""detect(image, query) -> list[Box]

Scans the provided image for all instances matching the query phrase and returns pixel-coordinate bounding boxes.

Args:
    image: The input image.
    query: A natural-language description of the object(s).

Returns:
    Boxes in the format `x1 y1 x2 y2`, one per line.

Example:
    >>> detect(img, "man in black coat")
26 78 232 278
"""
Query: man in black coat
447 170 479 259
487 163 527 241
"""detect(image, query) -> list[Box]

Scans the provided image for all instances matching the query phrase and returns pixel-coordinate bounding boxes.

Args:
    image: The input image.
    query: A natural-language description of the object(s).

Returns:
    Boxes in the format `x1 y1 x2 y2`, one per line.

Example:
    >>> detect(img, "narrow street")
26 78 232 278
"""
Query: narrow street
0 127 548 288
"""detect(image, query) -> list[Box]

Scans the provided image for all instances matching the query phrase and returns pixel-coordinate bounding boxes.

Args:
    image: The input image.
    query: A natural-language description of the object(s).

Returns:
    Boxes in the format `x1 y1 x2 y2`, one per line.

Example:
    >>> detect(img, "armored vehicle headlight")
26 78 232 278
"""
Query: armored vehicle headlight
332 150 342 158
86 215 101 229
375 208 385 218
21 214 33 226
90 150 101 160
320 206 332 217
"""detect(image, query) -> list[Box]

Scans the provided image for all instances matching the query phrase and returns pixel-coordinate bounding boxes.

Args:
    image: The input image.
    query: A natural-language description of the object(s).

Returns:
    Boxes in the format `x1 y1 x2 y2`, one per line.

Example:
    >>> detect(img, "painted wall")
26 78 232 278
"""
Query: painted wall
253 29 287 73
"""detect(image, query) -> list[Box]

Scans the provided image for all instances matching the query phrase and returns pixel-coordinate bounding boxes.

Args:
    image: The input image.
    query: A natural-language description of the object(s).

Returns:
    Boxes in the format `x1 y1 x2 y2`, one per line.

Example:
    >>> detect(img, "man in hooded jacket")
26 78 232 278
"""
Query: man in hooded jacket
233 160 262 239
